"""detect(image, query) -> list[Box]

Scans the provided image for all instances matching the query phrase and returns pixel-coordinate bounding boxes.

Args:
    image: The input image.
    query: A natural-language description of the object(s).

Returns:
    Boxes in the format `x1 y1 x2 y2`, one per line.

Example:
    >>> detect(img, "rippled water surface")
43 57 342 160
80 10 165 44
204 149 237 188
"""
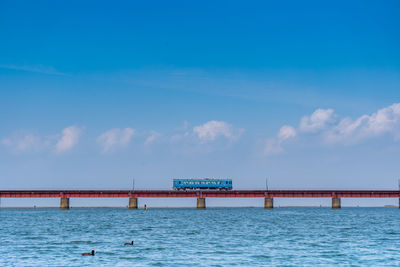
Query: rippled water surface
1 208 400 266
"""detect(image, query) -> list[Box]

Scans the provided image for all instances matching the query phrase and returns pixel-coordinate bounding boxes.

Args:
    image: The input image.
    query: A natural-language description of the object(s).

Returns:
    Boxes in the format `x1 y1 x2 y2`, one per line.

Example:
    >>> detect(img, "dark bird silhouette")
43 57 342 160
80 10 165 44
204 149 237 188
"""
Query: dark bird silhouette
124 241 134 246
82 250 95 256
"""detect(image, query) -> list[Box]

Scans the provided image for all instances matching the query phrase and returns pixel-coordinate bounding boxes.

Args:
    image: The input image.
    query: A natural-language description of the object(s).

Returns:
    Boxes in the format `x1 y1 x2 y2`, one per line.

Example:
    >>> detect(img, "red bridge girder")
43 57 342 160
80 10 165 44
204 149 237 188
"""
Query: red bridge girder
0 190 399 198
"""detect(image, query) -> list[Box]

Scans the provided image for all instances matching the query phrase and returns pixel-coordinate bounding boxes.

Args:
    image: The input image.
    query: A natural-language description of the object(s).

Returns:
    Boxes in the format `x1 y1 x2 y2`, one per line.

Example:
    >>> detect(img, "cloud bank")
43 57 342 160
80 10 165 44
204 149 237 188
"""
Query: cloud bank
265 125 297 155
1 133 44 152
265 103 400 155
193 120 243 143
145 131 161 145
1 126 83 153
1 121 243 155
299 108 336 133
55 126 83 153
325 103 400 144
97 128 135 152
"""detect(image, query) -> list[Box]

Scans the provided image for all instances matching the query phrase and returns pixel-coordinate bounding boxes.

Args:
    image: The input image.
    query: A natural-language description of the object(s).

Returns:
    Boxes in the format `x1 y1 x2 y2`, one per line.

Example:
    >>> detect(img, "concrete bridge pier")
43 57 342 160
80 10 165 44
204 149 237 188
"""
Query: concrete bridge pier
60 197 70 210
197 197 206 209
332 197 341 209
264 197 273 209
128 197 138 209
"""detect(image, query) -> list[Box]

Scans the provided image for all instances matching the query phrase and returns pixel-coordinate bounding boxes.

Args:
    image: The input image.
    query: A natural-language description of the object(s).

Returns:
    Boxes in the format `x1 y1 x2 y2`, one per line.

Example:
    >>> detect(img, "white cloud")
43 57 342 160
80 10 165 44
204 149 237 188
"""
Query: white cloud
299 108 336 133
265 125 296 155
145 131 161 145
97 128 135 152
55 126 83 153
1 133 44 152
326 103 400 144
1 126 82 153
278 125 297 141
193 120 243 143
265 103 400 156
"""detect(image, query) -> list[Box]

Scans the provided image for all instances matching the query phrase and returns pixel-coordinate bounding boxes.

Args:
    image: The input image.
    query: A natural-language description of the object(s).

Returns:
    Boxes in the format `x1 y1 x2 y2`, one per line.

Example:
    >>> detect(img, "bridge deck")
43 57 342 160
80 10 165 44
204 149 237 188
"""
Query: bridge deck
0 190 399 198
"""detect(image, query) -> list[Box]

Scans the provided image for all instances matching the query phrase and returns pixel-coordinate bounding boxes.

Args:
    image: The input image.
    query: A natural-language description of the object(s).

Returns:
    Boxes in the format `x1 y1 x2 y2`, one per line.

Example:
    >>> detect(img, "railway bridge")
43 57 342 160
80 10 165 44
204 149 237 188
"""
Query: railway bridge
1 190 399 209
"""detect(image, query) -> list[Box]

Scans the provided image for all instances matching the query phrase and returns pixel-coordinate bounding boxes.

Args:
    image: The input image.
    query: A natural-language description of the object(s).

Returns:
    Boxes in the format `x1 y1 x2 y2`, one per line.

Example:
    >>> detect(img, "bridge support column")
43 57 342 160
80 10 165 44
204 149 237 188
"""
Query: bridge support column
60 197 70 210
128 197 138 209
264 197 273 209
332 197 341 209
197 198 206 209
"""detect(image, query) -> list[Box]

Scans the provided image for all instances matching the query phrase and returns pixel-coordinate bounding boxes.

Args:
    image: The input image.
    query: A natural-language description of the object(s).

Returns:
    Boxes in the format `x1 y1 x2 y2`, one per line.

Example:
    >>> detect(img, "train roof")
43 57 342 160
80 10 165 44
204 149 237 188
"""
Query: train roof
173 178 232 181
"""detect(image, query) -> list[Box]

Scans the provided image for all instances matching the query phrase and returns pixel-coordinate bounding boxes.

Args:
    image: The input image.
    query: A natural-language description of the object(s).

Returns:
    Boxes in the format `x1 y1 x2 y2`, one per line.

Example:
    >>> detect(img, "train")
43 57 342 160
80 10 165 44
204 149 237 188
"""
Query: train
173 178 233 190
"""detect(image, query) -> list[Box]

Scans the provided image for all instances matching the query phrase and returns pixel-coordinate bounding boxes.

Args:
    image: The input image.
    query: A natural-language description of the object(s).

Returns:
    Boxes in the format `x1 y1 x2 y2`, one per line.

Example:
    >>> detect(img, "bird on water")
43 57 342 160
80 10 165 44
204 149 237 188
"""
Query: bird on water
82 250 95 256
124 241 134 246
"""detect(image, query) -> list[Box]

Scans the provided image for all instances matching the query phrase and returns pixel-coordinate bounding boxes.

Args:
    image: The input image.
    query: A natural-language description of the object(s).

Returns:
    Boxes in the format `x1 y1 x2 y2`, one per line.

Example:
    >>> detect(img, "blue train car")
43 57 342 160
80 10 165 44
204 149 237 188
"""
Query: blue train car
173 178 233 190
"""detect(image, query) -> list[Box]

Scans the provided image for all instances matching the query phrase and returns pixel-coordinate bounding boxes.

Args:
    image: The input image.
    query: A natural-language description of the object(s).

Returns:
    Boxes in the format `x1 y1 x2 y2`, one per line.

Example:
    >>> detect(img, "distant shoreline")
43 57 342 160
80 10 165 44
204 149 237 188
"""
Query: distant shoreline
0 206 397 209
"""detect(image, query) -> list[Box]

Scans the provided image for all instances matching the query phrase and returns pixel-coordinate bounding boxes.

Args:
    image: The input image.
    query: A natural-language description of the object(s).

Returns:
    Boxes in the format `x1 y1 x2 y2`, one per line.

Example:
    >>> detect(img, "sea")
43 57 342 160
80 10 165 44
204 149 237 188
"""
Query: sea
1 208 400 266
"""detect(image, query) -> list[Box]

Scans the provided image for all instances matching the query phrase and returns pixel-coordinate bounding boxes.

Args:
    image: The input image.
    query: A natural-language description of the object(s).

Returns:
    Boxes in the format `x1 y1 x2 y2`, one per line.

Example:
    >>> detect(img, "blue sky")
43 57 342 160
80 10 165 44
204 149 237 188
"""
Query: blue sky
1 0 400 207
